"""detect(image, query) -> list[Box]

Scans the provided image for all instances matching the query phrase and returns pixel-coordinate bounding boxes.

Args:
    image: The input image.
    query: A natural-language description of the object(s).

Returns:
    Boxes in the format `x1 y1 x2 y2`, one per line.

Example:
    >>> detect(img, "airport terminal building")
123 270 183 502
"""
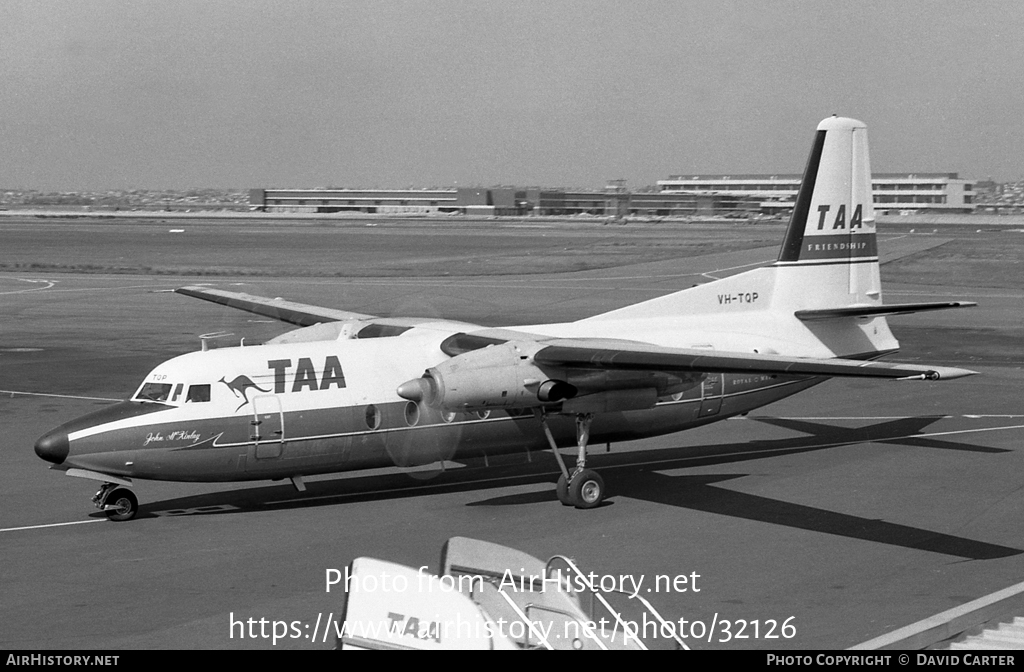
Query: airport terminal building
250 172 976 217
250 185 771 217
657 173 976 216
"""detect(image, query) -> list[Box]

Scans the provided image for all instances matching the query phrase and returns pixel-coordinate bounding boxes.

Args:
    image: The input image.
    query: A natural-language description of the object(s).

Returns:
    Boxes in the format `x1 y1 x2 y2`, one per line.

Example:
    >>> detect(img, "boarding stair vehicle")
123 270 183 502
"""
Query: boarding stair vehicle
335 536 687 650
946 617 1024 650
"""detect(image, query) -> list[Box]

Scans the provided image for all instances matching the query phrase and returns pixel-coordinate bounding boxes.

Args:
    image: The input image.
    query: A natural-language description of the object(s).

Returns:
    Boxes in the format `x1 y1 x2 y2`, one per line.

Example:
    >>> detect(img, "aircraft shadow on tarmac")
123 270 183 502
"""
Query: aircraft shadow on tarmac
122 415 1020 560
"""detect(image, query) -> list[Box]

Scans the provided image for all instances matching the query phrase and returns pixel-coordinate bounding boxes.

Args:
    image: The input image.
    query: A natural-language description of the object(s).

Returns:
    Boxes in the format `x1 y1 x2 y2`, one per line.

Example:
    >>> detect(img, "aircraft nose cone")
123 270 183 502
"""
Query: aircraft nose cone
35 430 69 465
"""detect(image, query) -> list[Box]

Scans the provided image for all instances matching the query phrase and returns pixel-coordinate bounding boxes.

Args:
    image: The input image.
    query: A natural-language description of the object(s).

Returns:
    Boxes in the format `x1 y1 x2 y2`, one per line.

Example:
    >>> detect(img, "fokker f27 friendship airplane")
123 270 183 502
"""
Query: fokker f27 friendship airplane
35 116 977 521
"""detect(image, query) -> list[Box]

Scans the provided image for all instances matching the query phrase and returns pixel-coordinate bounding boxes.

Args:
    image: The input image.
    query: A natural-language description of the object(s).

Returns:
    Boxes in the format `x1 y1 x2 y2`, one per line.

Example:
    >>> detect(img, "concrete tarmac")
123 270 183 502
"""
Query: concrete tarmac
1 221 1022 650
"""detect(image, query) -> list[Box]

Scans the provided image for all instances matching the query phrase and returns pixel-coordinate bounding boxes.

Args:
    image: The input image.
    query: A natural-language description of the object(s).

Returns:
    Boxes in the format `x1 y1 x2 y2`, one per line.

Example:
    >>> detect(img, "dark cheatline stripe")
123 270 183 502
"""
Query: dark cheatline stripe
772 258 877 268
777 129 827 263
795 232 878 261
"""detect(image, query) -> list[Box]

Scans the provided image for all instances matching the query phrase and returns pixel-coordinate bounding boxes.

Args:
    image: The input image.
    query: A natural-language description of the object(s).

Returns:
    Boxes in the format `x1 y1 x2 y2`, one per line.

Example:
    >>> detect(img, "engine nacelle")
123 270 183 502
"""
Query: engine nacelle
397 341 575 412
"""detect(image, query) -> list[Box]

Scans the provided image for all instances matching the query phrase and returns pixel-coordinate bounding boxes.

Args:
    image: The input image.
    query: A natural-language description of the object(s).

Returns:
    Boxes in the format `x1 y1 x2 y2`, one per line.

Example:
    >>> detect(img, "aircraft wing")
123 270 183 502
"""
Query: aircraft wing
175 286 375 327
441 333 977 381
530 338 976 381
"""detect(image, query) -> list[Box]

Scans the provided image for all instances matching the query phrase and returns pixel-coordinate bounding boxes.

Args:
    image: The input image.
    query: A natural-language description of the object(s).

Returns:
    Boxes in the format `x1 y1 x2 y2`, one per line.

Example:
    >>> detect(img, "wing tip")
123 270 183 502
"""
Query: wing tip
939 367 979 380
175 285 211 295
895 366 978 381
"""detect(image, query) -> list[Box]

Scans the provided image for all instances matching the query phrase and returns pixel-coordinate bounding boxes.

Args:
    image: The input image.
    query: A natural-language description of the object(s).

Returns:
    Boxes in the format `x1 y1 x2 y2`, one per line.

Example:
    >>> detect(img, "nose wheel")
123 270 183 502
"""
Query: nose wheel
539 411 606 509
93 483 139 521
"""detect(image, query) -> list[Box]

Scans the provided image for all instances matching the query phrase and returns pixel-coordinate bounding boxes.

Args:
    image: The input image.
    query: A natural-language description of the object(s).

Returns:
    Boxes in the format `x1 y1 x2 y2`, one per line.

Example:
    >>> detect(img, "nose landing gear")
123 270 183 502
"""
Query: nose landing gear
93 483 139 521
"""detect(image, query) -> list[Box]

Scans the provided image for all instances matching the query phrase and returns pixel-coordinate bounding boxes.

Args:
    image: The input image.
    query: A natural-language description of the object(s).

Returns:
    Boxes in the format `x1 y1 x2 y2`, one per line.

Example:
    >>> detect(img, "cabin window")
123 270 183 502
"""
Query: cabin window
135 383 173 402
186 384 211 403
404 401 420 426
364 404 381 430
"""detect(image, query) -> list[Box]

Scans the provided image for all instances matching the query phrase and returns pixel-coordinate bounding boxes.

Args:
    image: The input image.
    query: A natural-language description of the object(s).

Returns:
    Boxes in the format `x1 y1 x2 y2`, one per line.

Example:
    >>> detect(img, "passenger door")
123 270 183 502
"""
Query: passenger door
699 374 723 417
250 395 285 460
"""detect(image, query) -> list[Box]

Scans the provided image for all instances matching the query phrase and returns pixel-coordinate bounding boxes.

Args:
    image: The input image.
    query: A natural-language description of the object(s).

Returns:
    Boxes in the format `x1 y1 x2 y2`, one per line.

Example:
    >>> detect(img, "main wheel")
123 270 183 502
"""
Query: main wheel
568 469 605 509
104 488 139 521
555 474 573 506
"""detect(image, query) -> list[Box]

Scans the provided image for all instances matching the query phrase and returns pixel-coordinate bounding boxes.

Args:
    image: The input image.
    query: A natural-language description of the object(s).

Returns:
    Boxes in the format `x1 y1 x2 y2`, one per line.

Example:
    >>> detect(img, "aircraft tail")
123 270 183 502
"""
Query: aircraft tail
581 116 974 358
772 115 880 303
581 117 893 357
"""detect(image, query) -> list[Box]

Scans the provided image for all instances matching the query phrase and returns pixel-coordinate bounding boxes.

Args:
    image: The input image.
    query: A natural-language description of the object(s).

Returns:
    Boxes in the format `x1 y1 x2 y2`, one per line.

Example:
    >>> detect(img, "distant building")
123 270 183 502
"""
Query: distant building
251 172 976 217
249 187 529 216
250 184 763 218
972 179 1024 214
657 173 976 215
455 187 519 216
249 188 460 214
517 182 760 217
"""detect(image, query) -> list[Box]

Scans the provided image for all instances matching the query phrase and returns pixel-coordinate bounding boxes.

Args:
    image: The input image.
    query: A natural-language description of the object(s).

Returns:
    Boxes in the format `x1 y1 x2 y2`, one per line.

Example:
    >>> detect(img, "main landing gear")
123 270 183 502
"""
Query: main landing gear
93 483 139 522
537 411 606 509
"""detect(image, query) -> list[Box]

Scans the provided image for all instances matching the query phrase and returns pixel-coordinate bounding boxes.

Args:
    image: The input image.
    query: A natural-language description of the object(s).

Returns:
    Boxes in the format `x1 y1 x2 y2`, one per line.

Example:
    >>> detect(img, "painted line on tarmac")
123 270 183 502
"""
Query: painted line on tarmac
740 415 951 421
267 422 1024 507
0 519 105 533
886 289 1024 298
1 390 121 402
15 283 176 294
963 414 1024 418
634 423 1024 472
850 577 1024 650
0 278 57 295
889 424 1024 439
746 415 1024 420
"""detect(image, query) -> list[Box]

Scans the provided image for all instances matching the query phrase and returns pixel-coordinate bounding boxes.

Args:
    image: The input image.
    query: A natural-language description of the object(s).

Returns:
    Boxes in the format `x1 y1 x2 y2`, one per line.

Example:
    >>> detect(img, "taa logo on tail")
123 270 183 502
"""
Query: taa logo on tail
816 204 864 230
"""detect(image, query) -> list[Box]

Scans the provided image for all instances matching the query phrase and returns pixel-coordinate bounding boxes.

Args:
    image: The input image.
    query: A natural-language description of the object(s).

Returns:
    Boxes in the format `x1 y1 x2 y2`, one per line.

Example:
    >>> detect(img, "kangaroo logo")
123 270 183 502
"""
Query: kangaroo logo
219 375 271 412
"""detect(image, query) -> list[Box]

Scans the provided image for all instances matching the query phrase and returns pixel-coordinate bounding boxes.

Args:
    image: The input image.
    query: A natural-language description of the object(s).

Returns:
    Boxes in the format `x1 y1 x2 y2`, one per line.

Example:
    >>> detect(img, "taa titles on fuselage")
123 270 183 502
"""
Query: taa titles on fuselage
34 116 977 520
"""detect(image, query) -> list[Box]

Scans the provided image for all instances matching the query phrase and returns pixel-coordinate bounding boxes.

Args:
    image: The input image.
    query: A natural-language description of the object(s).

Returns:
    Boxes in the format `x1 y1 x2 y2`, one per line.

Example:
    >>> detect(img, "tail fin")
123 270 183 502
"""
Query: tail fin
773 115 881 303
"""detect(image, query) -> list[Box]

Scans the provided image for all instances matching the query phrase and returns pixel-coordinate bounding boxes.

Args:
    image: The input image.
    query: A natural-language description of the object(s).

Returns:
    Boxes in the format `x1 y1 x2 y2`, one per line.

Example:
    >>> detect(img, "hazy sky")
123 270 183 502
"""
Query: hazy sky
2 0 1022 190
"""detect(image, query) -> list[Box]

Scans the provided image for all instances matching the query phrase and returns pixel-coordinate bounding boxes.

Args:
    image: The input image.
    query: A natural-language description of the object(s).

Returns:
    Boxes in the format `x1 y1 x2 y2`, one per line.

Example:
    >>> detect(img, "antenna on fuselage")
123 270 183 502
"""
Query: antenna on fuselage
199 331 234 352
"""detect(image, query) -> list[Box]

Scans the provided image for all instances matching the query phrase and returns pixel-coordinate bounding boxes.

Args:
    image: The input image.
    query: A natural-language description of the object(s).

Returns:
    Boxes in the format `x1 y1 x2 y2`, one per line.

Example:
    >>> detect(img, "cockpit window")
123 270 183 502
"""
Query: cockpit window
186 384 211 403
135 383 173 402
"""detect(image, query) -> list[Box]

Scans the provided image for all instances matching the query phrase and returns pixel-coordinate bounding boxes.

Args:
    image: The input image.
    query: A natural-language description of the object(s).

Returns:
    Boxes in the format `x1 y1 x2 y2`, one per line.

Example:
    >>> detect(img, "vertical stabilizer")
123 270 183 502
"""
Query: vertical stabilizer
774 116 880 302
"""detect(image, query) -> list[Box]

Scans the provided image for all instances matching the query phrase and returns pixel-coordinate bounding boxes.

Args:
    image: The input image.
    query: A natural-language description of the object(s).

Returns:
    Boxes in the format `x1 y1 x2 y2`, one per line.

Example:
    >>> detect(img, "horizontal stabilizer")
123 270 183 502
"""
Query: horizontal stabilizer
795 301 977 321
176 286 374 326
